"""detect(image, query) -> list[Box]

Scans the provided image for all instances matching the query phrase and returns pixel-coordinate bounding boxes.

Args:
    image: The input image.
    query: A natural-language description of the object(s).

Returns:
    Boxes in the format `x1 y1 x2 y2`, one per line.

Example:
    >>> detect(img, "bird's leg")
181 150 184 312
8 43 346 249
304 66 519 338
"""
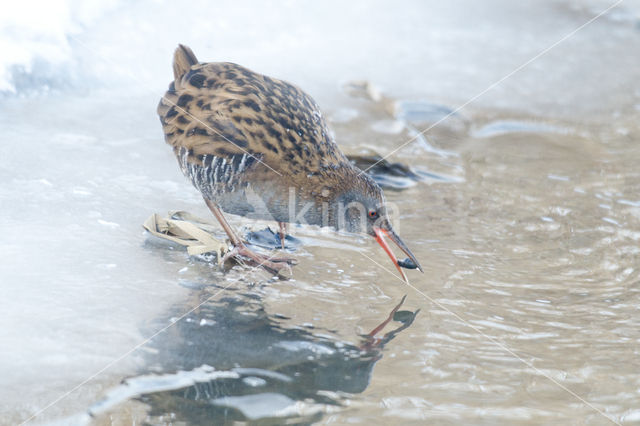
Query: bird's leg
366 295 406 338
204 198 243 246
278 222 288 250
359 296 419 352
203 199 297 275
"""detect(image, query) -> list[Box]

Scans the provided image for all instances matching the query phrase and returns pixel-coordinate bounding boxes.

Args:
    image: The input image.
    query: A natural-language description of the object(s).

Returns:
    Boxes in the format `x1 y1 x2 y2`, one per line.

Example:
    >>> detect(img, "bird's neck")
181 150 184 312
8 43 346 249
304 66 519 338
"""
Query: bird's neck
280 164 369 230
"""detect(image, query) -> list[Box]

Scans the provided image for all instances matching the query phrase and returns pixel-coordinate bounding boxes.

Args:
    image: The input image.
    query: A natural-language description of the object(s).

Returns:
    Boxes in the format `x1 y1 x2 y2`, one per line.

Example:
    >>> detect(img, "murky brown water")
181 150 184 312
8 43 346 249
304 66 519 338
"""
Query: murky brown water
87 89 640 425
323 95 640 424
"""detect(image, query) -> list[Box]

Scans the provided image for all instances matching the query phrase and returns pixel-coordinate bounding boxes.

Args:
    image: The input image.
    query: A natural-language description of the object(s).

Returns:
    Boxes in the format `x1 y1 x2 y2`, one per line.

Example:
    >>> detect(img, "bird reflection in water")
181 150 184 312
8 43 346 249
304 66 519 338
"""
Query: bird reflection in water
92 291 419 424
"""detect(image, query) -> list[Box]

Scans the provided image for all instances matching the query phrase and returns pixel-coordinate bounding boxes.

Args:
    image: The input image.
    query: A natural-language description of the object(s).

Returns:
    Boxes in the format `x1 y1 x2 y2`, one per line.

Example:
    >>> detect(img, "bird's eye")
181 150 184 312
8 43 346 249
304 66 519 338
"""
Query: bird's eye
368 210 378 219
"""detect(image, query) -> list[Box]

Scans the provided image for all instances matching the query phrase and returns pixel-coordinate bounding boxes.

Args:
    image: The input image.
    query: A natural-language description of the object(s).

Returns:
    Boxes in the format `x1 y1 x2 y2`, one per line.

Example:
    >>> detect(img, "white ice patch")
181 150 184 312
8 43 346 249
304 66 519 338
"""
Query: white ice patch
89 365 239 416
0 0 121 93
210 393 296 420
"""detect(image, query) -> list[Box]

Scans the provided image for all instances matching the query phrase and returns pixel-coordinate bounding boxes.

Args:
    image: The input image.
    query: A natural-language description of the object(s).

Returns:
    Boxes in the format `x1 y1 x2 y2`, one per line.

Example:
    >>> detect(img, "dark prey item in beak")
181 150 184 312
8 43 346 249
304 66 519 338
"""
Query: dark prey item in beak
373 225 423 282
397 258 419 269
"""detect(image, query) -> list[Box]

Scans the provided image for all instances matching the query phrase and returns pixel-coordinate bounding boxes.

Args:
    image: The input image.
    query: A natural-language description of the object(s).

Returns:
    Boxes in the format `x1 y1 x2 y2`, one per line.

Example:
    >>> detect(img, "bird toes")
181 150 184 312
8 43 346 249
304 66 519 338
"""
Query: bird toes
222 244 298 278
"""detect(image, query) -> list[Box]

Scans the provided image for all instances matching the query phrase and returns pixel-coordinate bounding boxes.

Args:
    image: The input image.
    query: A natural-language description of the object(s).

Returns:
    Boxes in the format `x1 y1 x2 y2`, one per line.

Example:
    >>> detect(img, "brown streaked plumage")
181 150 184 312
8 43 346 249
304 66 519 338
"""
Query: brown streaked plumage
158 44 422 279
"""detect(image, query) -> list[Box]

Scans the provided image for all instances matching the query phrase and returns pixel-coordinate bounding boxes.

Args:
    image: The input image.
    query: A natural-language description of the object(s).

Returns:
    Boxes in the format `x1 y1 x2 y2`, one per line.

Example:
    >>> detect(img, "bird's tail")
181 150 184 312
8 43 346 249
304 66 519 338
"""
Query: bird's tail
173 44 198 80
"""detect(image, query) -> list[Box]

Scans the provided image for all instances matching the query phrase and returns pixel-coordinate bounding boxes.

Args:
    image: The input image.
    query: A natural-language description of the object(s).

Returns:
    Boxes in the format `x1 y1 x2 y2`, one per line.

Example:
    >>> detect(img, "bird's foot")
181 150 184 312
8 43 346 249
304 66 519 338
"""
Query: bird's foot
222 243 298 278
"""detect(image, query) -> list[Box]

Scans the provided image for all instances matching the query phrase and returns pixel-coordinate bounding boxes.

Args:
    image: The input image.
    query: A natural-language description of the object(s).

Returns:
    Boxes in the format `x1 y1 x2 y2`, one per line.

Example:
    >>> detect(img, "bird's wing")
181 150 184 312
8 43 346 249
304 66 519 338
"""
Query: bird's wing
157 61 347 185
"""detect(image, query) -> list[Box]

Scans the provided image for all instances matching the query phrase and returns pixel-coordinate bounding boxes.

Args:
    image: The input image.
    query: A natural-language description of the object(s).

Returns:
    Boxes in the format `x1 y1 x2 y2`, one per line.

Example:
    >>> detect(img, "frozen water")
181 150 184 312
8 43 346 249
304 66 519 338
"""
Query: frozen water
210 393 297 420
2 0 640 118
0 0 122 93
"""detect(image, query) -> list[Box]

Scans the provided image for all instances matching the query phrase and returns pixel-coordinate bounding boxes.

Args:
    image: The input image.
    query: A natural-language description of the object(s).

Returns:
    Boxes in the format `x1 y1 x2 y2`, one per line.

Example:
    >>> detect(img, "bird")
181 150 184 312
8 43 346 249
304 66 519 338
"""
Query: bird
157 44 422 281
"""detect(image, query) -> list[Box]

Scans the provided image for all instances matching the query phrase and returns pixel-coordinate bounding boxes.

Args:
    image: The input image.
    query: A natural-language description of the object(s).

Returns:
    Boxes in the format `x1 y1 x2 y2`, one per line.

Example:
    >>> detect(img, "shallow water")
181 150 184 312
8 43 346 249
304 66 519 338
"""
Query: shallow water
2 0 640 425
99 102 640 425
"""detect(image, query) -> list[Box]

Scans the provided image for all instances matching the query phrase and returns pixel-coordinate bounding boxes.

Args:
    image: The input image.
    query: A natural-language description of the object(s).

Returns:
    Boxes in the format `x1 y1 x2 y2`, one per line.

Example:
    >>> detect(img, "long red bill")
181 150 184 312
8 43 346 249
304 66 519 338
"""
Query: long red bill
374 227 409 282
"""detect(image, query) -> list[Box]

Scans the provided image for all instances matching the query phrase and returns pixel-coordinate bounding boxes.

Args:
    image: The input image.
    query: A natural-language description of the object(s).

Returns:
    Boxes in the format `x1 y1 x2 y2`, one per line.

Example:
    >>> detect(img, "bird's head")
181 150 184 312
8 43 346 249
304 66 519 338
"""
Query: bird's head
336 172 423 282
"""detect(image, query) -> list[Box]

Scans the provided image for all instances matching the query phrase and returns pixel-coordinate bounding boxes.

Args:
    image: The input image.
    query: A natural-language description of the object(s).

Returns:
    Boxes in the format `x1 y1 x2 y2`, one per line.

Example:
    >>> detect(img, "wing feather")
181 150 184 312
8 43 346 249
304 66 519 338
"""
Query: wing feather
158 61 346 182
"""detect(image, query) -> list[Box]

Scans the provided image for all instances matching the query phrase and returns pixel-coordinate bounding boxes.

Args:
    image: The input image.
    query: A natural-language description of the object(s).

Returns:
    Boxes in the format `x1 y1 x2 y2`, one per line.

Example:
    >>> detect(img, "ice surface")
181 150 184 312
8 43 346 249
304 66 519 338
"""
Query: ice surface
89 365 240 416
0 0 121 93
210 393 297 420
0 93 198 422
2 0 639 118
